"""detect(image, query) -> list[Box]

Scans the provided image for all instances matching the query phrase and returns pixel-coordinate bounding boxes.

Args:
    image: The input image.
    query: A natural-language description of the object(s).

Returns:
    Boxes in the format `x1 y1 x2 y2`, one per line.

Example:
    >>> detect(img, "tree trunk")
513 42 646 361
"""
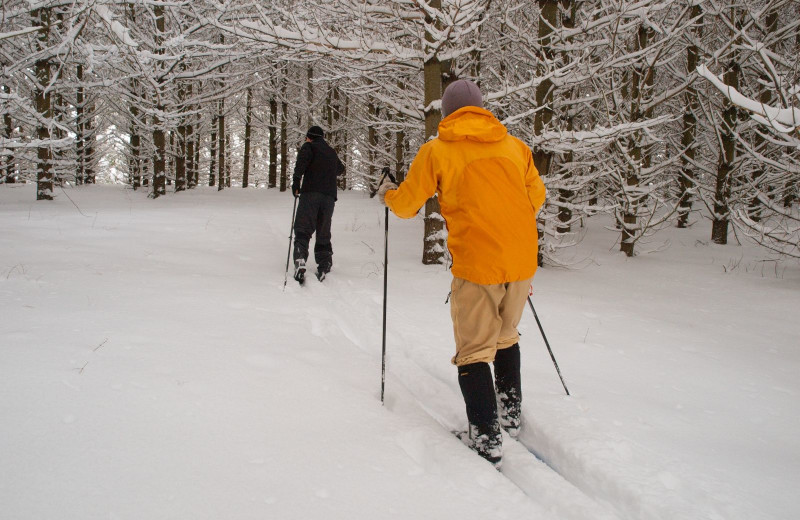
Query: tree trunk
84 94 95 184
50 10 66 188
556 0 576 234
330 86 346 190
340 94 349 190
495 20 508 123
130 112 141 190
326 86 333 139
151 5 166 198
176 126 186 192
175 82 187 192
748 9 778 221
533 0 558 179
209 112 218 187
152 118 166 197
534 0 559 264
306 64 314 128
242 87 252 188
33 7 53 200
142 159 149 187
185 84 195 189
217 98 225 192
269 96 277 188
620 25 650 257
678 4 703 228
422 0 445 265
166 131 174 186
52 89 66 187
280 73 288 192
712 11 742 245
225 133 231 187
76 64 86 185
712 60 739 245
126 5 141 190
193 122 200 188
2 85 13 183
368 102 377 181
395 124 405 182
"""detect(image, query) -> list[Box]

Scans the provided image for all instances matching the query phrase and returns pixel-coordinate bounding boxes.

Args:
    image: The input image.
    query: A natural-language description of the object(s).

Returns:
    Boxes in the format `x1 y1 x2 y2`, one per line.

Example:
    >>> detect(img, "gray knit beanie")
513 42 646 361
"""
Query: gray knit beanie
441 79 483 118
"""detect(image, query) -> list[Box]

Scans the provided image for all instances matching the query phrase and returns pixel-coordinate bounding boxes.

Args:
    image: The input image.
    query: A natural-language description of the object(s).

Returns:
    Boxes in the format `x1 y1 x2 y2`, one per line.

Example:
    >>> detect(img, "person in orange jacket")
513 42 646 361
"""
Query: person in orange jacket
377 79 546 468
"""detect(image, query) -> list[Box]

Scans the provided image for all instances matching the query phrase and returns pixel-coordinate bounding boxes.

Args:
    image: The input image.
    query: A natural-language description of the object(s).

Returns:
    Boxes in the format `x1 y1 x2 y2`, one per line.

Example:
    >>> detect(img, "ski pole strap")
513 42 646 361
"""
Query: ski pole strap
379 166 397 187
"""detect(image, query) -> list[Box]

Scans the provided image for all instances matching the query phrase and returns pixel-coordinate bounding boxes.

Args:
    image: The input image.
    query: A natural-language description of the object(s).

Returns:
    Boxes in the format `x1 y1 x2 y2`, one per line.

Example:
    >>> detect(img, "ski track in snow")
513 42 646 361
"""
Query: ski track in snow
283 220 755 520
299 269 623 520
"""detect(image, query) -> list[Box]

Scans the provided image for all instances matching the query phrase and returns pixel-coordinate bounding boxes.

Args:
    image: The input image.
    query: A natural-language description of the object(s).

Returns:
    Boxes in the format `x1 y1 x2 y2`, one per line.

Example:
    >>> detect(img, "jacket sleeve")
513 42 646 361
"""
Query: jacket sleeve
292 142 313 189
524 147 546 215
385 142 438 219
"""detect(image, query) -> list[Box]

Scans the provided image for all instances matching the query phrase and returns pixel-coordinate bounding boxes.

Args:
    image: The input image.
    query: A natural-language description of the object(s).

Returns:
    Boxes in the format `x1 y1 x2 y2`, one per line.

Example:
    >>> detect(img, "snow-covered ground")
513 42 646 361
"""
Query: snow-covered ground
1 184 798 520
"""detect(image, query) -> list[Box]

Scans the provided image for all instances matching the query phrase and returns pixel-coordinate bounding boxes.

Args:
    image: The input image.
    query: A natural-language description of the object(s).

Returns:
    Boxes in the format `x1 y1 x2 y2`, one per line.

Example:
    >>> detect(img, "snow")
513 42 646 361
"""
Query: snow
94 5 138 49
1 184 799 520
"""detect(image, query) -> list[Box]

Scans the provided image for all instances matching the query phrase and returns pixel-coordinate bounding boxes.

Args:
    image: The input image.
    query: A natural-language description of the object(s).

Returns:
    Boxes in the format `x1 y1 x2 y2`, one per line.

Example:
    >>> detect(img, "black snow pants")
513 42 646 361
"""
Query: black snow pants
293 191 336 271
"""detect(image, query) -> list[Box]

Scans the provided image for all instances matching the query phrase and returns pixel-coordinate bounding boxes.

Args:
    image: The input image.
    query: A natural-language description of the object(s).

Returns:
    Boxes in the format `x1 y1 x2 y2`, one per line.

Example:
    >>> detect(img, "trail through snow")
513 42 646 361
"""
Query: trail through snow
1 184 798 520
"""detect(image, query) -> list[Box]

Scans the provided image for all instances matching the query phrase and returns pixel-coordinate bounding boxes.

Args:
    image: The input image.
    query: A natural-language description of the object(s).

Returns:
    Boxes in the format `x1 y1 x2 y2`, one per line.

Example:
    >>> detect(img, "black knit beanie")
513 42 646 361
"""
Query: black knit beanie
306 126 324 139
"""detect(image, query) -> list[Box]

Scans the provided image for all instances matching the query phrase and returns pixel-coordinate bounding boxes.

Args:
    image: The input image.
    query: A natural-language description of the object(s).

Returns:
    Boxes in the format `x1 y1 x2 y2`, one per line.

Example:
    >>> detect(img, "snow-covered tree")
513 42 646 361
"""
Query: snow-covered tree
2 0 797 260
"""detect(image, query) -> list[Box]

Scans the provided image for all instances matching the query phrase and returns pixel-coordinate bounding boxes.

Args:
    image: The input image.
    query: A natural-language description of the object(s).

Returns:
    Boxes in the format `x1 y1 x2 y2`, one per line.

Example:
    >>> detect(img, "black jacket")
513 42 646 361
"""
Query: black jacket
292 138 345 200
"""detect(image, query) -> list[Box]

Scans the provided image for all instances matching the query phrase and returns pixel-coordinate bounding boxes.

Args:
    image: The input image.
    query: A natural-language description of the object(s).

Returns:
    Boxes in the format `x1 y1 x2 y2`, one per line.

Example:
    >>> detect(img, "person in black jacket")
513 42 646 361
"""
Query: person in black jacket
291 126 345 284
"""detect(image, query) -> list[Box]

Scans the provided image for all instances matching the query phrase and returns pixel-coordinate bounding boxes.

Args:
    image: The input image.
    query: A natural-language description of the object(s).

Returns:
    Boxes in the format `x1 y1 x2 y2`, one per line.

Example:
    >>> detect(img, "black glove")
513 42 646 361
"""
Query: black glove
291 183 300 196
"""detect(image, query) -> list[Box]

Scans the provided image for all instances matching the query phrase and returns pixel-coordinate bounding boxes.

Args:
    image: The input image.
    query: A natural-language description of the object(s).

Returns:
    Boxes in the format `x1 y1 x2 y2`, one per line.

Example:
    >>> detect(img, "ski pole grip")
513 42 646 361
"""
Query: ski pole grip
381 166 397 185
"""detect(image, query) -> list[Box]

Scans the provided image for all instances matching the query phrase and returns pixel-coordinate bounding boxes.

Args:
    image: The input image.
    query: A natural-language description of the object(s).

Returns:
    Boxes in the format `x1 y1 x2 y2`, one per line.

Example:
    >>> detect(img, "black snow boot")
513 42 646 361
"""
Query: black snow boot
458 362 502 468
494 344 522 437
293 258 306 285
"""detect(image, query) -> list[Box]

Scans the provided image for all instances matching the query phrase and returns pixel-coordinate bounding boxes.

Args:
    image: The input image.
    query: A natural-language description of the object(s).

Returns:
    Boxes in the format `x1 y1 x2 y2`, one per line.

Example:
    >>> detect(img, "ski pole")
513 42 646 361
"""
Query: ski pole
282 195 299 291
380 167 396 405
527 296 570 396
381 203 389 404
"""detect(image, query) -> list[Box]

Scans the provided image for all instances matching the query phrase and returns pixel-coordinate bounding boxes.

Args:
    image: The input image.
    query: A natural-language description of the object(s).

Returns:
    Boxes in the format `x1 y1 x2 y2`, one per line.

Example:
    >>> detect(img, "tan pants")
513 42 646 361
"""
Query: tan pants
449 277 532 366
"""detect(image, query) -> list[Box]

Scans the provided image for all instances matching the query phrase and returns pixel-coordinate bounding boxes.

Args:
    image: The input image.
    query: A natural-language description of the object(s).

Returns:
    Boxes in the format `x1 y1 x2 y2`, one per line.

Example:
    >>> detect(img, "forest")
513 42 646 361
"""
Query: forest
1 0 798 261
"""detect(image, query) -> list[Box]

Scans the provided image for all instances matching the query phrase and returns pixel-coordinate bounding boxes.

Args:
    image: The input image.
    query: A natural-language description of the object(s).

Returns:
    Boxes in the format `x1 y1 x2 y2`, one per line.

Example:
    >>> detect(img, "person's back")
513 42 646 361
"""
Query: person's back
296 138 343 200
390 105 543 284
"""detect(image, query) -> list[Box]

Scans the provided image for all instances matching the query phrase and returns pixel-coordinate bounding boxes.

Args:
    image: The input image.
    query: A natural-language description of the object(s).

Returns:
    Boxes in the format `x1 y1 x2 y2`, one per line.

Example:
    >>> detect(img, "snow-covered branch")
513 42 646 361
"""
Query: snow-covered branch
697 63 800 139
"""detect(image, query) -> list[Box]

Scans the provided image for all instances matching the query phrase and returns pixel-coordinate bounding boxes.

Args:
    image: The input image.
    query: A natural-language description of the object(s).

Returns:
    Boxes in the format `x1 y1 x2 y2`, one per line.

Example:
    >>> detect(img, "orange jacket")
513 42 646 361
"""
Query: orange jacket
386 106 546 285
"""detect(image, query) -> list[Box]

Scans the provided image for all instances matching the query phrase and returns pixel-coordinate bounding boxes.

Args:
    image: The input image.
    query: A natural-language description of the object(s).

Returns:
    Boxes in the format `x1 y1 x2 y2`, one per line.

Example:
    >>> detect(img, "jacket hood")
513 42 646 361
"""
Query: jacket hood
438 106 507 143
